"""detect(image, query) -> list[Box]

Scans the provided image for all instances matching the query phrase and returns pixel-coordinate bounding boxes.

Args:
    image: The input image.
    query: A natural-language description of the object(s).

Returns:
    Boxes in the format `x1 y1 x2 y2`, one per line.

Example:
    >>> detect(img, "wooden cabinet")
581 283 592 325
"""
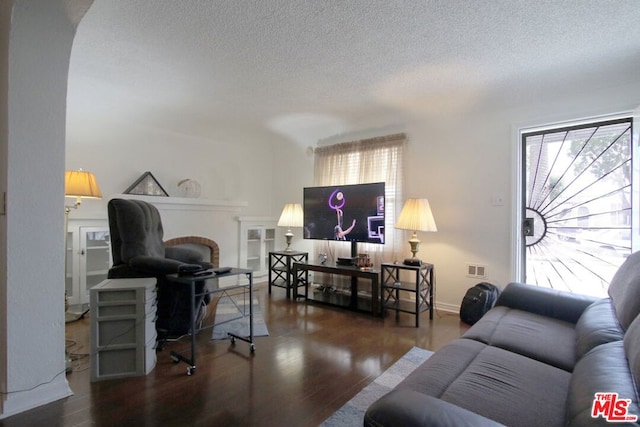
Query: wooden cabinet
90 278 157 381
238 217 276 277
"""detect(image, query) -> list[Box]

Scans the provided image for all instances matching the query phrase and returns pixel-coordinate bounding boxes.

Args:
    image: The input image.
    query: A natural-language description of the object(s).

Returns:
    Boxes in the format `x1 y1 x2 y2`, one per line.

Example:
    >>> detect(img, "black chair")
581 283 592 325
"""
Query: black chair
107 198 213 338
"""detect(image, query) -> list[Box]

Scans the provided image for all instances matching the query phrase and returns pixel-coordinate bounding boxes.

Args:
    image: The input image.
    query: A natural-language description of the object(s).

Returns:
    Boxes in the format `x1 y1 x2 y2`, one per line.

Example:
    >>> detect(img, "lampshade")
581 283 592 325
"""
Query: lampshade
65 170 102 199
395 198 437 265
395 198 437 232
278 203 303 251
277 203 303 228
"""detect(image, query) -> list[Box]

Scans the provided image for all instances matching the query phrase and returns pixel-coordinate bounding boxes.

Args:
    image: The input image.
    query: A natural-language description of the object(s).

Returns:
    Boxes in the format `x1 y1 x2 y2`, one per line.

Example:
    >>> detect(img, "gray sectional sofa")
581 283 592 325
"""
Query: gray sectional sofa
365 251 640 427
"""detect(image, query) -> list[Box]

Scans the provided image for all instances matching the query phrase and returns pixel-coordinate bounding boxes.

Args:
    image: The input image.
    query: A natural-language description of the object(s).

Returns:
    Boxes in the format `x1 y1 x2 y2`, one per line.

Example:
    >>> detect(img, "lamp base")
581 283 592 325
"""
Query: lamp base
403 258 422 266
284 231 293 251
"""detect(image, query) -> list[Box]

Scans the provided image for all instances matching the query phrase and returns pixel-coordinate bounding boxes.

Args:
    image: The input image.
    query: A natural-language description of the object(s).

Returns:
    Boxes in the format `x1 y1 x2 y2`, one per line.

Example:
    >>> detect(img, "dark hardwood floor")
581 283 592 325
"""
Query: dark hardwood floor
1 282 468 427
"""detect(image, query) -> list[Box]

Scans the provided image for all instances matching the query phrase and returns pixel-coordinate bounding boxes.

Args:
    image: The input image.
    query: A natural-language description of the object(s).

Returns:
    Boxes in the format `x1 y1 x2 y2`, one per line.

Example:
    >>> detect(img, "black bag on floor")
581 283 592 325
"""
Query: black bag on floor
460 282 500 325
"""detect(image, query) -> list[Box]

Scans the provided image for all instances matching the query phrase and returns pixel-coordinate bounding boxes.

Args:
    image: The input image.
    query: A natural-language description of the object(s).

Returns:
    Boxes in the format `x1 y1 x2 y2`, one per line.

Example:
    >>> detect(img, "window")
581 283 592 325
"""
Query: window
313 133 406 263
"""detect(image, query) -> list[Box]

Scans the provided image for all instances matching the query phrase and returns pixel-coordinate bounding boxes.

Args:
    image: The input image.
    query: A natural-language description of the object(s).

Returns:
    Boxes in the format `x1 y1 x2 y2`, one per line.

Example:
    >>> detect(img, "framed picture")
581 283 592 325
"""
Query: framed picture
124 171 169 196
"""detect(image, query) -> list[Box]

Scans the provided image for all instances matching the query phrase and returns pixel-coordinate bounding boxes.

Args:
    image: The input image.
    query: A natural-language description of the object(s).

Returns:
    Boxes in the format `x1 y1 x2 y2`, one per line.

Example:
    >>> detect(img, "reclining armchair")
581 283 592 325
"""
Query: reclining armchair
107 198 213 338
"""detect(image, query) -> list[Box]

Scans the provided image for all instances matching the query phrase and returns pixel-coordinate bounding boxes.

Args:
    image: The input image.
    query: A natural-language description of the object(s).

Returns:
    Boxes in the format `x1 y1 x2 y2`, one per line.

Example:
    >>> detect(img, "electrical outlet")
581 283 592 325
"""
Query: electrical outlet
466 263 487 279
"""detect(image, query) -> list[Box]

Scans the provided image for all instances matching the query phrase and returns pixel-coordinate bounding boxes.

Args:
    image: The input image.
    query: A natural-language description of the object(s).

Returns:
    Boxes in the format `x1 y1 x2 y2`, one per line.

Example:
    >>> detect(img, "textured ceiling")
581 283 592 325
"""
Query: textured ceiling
67 0 640 144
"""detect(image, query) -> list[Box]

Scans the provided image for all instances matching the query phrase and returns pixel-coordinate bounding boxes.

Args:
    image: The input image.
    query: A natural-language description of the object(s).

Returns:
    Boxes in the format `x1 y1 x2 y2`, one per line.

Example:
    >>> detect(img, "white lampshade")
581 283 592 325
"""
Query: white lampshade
395 198 437 232
277 203 303 227
395 198 437 265
65 170 102 199
278 203 303 251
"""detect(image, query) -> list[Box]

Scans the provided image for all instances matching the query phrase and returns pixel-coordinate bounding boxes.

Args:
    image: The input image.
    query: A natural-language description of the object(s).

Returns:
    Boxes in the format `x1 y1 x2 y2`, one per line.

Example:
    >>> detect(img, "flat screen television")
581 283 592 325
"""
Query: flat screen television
303 182 385 249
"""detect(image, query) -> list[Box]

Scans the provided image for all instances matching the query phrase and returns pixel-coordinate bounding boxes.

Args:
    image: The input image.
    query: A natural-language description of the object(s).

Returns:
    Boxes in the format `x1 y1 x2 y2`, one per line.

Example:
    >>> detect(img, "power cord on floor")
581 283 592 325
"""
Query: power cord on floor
1 316 143 396
66 338 90 372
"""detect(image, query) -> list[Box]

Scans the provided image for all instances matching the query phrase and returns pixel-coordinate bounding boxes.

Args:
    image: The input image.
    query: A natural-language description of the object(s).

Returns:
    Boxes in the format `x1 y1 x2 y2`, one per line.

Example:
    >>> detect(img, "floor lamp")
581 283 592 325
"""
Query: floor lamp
64 169 102 322
395 198 437 266
277 203 303 251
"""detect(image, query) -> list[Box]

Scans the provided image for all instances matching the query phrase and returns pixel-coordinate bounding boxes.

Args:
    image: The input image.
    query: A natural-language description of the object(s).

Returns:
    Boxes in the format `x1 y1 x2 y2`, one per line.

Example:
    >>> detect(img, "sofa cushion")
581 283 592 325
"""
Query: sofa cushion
608 250 640 331
395 338 571 427
565 341 640 426
575 298 624 359
624 313 640 391
462 306 577 371
364 390 505 427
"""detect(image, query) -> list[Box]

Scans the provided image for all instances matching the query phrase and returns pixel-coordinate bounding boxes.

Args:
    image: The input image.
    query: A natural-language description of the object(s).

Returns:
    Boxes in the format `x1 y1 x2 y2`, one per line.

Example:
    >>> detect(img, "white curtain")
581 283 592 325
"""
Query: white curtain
313 133 406 266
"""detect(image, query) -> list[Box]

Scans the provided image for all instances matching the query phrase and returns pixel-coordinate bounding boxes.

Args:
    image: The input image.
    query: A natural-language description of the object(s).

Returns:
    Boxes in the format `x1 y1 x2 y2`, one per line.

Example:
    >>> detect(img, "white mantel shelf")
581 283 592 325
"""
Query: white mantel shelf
112 194 248 212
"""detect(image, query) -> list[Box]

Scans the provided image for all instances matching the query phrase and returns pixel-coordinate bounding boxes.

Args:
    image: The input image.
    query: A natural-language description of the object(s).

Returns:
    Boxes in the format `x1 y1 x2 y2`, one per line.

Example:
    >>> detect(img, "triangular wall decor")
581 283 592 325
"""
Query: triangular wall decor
123 171 169 196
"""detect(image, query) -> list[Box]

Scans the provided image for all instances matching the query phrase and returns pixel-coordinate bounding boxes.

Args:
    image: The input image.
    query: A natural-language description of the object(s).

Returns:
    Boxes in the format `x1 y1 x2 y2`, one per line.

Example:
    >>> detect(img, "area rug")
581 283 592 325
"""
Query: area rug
320 346 433 426
211 293 269 340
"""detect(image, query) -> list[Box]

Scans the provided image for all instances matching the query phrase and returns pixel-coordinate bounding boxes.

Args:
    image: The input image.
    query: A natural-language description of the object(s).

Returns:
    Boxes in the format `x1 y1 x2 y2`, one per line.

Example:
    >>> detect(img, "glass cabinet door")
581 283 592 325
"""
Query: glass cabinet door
80 227 111 304
65 231 76 303
66 222 111 308
264 227 275 267
238 218 277 277
246 228 263 271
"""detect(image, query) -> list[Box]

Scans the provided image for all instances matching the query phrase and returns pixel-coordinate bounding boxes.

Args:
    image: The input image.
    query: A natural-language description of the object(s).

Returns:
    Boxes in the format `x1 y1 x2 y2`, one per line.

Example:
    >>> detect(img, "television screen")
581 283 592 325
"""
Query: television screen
303 182 385 244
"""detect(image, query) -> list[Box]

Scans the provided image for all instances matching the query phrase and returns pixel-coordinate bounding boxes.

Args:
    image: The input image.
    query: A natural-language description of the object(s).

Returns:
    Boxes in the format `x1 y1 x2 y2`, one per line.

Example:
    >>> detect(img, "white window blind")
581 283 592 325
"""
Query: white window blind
313 133 406 264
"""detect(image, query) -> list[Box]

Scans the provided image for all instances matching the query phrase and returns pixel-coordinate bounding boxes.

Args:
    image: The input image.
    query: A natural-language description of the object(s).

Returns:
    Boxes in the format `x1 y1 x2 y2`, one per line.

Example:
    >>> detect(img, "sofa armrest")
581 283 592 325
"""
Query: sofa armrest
496 282 598 323
164 246 213 270
364 389 504 427
129 256 194 274
165 246 200 263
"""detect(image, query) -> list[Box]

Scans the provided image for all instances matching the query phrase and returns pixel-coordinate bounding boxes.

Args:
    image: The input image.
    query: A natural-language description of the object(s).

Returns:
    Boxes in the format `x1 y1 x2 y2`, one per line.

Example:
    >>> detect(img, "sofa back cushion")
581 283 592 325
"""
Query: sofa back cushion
108 198 166 265
625 314 640 391
566 306 640 426
565 340 639 426
608 250 640 331
575 299 624 359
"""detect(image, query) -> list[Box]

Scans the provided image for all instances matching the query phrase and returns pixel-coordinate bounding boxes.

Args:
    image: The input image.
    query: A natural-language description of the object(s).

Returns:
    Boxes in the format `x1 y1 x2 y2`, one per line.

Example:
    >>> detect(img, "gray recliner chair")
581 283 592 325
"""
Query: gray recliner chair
107 198 213 338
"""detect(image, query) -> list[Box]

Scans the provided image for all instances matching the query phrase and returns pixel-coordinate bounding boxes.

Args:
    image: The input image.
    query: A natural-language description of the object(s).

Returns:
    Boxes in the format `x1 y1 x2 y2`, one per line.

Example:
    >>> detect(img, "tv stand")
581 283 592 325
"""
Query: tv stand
292 262 380 316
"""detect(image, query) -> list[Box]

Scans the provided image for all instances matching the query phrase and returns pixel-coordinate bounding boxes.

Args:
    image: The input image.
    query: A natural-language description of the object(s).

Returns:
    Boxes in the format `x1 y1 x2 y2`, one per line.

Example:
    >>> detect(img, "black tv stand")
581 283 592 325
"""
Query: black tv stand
292 261 380 316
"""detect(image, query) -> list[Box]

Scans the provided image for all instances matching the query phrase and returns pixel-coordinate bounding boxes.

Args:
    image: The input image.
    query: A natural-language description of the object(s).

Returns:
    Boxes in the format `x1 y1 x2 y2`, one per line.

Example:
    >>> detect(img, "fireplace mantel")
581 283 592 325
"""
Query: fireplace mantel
112 194 248 212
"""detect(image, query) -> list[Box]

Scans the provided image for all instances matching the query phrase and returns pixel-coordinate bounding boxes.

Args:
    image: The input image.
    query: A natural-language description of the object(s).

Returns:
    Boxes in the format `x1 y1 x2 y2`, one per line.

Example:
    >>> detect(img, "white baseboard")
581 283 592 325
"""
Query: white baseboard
0 377 72 419
434 301 460 314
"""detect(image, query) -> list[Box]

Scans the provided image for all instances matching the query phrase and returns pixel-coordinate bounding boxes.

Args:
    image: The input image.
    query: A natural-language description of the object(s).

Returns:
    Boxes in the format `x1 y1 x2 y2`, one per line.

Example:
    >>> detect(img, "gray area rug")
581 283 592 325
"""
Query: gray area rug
320 346 433 426
211 293 269 340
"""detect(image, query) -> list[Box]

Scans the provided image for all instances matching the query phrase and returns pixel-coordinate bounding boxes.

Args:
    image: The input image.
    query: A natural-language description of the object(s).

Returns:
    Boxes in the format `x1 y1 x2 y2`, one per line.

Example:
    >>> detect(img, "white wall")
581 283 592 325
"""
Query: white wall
62 4 640 317
65 119 279 268
1 0 92 418
264 81 640 312
67 79 640 314
400 83 640 311
0 0 10 412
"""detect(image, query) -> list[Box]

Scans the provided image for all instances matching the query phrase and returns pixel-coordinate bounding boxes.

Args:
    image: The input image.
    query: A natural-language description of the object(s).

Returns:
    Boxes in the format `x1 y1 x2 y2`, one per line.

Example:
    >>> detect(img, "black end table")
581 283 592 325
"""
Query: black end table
268 251 308 299
381 262 435 327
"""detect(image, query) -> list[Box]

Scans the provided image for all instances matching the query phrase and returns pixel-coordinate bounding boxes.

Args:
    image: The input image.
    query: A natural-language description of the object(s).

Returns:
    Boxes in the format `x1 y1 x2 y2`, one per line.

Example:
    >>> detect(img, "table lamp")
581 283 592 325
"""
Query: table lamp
65 169 102 212
395 198 437 265
64 169 102 323
277 203 303 251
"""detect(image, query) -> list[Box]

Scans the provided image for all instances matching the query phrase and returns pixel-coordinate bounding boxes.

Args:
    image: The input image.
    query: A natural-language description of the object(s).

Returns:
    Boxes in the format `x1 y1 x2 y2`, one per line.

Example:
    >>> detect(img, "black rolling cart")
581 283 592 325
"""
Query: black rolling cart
166 268 254 375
